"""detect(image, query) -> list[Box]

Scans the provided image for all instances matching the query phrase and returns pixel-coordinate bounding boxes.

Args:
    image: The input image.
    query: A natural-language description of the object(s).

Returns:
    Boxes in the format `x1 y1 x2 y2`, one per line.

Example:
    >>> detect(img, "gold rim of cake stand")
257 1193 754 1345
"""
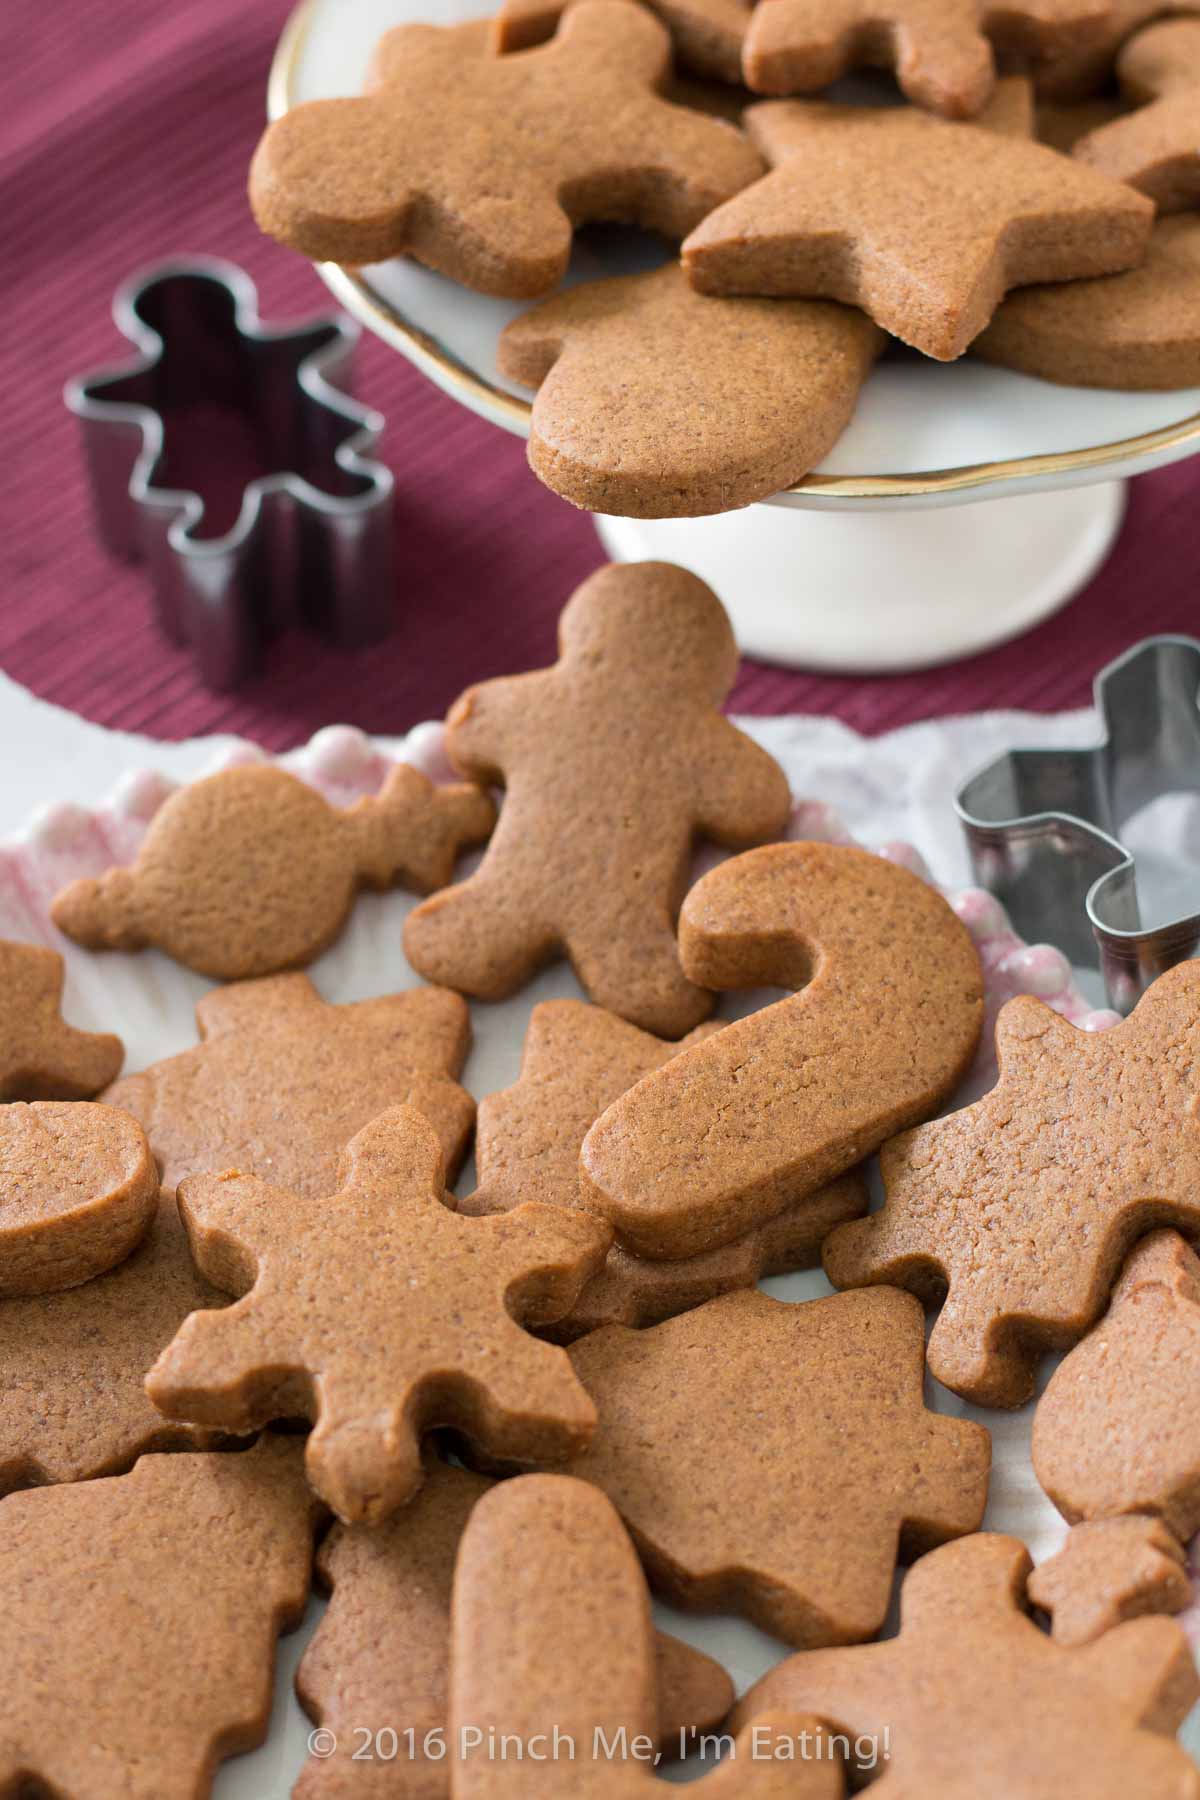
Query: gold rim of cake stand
268 0 1200 503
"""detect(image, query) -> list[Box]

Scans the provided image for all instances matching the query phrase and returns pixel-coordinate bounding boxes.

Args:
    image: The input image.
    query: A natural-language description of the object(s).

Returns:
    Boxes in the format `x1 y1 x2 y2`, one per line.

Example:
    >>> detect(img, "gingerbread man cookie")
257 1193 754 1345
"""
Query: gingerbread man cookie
1028 1517 1193 1646
1075 19 1200 212
559 1286 990 1646
51 762 495 982
493 0 752 82
974 216 1200 390
252 3 763 295
296 1458 735 1799
451 1474 844 1797
0 1192 228 1496
404 564 793 1037
0 1100 158 1297
1033 1229 1200 1536
462 1000 866 1337
104 971 475 1197
147 1106 611 1523
742 0 1109 117
683 98 1154 359
729 1533 1200 1798
581 842 981 1260
0 1437 320 1800
824 963 1200 1407
498 262 884 517
0 939 123 1100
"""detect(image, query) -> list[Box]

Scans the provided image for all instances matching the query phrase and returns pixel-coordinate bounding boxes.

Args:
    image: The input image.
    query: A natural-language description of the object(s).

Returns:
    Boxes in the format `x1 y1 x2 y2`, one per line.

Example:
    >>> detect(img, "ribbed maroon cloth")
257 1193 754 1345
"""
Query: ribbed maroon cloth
2 0 1197 751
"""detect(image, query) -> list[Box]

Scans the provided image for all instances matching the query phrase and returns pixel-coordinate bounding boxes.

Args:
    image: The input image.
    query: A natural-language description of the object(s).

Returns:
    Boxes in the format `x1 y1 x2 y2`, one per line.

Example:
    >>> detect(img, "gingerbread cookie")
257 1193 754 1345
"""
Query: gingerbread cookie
581 842 981 1260
1031 0 1168 100
683 99 1155 359
729 1533 1200 1796
498 263 884 517
251 3 763 295
404 564 792 1038
742 0 1108 117
556 1286 990 1647
974 215 1200 388
51 762 495 983
825 965 1200 1407
104 971 475 1197
147 1106 611 1523
462 1000 866 1337
1075 18 1200 212
0 1192 228 1496
0 1100 158 1297
1029 1517 1193 1646
1033 1230 1200 1536
493 0 752 82
451 1474 843 1797
0 939 123 1100
0 1437 319 1800
295 1458 734 1799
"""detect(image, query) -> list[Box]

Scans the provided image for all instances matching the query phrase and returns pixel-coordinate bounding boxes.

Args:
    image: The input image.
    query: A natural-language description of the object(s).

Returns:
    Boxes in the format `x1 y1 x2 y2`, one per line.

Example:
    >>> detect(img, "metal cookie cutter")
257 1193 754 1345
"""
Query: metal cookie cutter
66 257 395 690
957 635 1200 1015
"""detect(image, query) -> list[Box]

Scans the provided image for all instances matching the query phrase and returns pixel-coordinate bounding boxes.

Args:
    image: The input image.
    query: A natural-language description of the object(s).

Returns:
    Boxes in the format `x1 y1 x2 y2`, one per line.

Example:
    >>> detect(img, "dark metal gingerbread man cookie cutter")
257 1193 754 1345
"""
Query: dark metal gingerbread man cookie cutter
957 635 1200 1014
65 256 395 690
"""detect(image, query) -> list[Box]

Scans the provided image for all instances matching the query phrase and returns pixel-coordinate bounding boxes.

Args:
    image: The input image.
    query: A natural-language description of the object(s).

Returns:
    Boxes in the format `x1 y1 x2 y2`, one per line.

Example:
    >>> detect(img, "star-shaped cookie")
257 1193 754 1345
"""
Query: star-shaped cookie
252 2 763 295
824 962 1200 1407
52 762 496 982
742 0 1110 118
729 1533 1200 1798
104 971 475 1197
0 1192 228 1496
462 1000 866 1337
295 1458 735 1799
1028 1517 1192 1646
0 1437 320 1800
452 1474 844 1798
146 1106 612 1523
1075 18 1200 213
683 98 1154 358
0 939 123 1100
560 1286 990 1646
498 262 884 516
1033 1230 1200 1537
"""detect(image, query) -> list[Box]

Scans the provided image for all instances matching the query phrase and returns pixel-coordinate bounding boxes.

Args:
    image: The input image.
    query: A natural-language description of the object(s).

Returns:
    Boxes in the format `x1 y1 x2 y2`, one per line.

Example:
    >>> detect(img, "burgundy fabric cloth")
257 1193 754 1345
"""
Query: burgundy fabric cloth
1 0 1197 752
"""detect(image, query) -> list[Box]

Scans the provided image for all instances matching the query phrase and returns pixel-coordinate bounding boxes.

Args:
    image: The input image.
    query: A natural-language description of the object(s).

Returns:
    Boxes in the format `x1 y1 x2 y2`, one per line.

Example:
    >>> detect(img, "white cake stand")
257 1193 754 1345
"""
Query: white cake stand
270 0 1200 671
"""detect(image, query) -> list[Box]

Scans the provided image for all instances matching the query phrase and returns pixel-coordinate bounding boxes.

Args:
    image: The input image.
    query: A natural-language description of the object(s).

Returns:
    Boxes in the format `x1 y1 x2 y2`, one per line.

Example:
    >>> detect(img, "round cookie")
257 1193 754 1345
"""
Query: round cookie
0 1101 158 1298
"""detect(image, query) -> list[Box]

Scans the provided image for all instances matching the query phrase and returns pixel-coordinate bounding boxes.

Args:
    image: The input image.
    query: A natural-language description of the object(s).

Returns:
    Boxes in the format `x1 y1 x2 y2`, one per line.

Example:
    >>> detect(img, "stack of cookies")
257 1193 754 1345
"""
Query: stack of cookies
249 0 1200 517
2 560 1199 1794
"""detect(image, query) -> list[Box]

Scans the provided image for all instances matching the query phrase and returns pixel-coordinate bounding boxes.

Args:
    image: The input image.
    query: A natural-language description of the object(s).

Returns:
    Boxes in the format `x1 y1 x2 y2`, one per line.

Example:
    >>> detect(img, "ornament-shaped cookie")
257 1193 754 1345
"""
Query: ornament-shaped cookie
147 1106 612 1523
683 98 1154 359
404 563 793 1038
251 3 763 294
1028 1517 1192 1646
104 971 475 1196
0 1437 319 1800
1075 19 1200 213
581 842 981 1260
559 1286 990 1646
0 939 123 1100
1033 1229 1200 1536
729 1533 1200 1798
498 262 884 517
0 1100 158 1297
295 1458 735 1799
451 1474 844 1797
51 762 495 982
462 1000 866 1336
824 964 1200 1407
